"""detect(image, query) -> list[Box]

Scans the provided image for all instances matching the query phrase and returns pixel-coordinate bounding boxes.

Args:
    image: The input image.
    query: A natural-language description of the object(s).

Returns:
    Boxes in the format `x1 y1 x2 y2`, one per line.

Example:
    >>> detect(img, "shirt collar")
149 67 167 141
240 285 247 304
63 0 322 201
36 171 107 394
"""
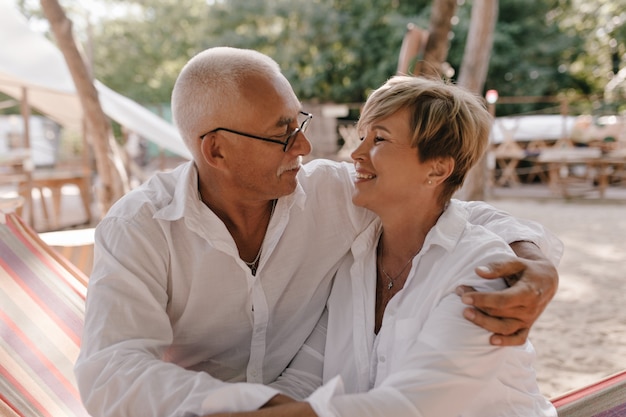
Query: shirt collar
351 199 469 257
290 171 307 210
153 161 199 222
422 199 468 253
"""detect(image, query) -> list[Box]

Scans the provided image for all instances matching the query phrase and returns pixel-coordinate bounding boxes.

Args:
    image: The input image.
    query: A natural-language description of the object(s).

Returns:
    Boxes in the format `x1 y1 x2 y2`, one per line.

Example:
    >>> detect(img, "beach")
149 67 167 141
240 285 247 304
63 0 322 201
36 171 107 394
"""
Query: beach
488 198 626 398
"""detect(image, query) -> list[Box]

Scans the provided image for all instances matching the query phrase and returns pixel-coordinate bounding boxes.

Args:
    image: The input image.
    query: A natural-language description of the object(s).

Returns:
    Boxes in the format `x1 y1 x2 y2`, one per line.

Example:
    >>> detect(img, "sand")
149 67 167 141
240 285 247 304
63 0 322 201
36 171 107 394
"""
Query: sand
487 198 626 399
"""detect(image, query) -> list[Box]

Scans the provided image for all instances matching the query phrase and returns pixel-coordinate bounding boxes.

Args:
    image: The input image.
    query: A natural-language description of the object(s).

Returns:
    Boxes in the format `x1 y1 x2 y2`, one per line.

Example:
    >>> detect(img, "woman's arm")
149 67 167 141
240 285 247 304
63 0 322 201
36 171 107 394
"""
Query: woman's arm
268 308 327 399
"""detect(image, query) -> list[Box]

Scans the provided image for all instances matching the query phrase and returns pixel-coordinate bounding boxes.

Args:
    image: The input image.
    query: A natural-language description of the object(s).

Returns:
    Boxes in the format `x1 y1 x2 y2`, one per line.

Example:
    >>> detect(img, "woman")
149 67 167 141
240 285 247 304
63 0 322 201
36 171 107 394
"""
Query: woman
207 76 557 416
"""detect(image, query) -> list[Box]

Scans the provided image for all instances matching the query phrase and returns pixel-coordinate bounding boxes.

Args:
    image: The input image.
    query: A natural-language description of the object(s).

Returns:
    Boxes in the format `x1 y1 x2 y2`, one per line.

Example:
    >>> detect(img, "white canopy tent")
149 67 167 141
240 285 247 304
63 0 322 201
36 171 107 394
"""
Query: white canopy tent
0 0 191 160
490 115 576 144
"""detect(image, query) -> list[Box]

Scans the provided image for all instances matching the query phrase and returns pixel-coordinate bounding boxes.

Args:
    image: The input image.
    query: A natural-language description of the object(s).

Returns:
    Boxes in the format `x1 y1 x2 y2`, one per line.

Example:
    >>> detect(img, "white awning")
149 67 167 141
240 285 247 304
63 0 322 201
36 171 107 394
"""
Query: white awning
491 115 576 144
0 1 191 159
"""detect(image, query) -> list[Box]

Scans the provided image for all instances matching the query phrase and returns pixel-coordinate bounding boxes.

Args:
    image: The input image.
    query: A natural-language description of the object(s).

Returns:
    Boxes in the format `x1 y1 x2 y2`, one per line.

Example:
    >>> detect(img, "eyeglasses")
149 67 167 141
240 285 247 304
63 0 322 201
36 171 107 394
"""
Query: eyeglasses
200 111 313 152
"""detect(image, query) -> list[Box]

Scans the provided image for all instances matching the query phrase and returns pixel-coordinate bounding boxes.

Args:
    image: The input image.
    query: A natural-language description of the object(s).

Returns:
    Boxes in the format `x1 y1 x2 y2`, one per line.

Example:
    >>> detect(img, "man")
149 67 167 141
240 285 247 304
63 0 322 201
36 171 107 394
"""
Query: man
75 47 561 417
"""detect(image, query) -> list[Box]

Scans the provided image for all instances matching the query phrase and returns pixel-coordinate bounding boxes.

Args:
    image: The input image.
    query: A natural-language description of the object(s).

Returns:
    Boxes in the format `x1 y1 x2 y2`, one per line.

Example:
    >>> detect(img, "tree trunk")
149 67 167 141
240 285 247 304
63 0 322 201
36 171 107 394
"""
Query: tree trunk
456 0 499 201
40 0 129 216
396 0 498 201
457 0 498 93
397 24 429 76
422 0 458 78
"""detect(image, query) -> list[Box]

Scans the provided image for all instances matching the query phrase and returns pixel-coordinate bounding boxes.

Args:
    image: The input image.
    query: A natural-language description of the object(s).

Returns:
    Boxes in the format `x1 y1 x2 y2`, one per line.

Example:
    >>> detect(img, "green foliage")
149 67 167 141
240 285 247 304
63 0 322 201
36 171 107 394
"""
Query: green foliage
447 0 588 115
80 0 624 114
91 0 210 104
551 0 626 112
200 0 424 103
86 0 439 105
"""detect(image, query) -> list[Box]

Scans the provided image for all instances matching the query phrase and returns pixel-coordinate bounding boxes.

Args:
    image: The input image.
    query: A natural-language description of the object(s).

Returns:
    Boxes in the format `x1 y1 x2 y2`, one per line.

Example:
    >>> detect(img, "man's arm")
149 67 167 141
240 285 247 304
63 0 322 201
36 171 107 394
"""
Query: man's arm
76 217 279 416
461 200 563 346
456 241 558 346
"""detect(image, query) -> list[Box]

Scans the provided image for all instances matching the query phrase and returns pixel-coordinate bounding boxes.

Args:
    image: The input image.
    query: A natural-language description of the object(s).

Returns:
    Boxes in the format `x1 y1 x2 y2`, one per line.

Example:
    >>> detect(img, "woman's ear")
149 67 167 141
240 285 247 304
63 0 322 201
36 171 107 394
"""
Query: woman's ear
199 133 225 169
427 157 455 186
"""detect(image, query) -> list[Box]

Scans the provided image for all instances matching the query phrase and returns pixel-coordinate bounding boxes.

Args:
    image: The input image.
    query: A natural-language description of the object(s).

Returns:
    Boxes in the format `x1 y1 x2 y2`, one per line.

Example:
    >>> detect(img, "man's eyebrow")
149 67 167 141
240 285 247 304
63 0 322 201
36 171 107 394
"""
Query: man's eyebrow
276 116 294 127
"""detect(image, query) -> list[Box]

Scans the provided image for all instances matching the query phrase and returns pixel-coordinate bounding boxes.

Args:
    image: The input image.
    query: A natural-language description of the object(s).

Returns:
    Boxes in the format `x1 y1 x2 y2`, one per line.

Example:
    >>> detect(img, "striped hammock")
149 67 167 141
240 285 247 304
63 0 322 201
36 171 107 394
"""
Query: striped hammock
551 370 626 417
0 211 89 417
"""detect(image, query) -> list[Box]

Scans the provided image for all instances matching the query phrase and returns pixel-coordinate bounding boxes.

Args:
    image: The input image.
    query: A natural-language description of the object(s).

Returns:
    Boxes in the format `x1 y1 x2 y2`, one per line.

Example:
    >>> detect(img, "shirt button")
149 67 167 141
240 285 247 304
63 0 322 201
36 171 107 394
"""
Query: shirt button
251 370 258 377
379 356 386 363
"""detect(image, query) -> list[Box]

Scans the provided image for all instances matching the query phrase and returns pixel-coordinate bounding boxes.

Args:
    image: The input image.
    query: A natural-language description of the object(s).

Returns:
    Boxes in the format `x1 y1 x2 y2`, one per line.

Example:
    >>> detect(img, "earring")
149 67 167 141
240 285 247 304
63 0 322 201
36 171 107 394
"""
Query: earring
428 179 433 185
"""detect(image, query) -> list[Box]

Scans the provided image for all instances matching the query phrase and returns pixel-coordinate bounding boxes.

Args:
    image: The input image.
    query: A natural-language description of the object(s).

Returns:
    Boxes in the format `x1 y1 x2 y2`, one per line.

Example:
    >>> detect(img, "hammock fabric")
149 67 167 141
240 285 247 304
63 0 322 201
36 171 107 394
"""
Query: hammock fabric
551 370 626 417
0 211 88 416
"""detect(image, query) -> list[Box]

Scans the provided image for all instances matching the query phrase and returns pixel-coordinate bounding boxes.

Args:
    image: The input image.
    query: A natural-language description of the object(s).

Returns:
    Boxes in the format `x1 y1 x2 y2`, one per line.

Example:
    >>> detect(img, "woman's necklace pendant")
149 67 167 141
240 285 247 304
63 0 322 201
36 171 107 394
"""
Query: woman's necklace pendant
387 281 393 290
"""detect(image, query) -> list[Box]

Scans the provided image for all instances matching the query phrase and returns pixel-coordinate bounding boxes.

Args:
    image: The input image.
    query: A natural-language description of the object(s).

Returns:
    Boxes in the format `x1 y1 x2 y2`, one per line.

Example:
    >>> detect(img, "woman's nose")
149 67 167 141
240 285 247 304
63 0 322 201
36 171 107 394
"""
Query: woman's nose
350 137 368 162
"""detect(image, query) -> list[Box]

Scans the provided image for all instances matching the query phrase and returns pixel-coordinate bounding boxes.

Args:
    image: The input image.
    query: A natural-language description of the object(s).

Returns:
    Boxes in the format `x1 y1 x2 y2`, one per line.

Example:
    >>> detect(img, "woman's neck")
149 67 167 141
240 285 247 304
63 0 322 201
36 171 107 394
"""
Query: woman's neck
373 201 446 334
377 202 445 259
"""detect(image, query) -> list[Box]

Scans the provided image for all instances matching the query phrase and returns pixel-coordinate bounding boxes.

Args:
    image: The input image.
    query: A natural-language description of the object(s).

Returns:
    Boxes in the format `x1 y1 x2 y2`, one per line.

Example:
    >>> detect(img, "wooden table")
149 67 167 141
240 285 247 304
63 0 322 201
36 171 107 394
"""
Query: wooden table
19 168 92 230
0 148 34 224
538 147 625 197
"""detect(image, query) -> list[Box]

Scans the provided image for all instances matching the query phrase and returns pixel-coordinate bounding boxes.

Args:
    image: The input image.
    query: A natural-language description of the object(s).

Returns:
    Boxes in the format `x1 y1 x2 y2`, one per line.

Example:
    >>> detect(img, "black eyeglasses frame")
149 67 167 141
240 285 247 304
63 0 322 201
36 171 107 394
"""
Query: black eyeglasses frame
200 111 313 152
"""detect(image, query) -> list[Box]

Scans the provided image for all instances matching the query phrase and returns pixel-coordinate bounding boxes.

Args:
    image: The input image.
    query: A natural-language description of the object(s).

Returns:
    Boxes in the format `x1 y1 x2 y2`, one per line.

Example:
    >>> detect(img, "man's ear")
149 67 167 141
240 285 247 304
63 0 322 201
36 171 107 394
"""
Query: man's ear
199 133 225 169
427 156 455 186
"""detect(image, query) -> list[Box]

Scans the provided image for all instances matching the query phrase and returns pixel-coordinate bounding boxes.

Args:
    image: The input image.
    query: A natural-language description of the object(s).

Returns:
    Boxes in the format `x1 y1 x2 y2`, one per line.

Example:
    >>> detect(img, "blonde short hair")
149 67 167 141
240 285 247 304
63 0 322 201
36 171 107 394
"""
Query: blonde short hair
357 76 491 203
171 47 282 153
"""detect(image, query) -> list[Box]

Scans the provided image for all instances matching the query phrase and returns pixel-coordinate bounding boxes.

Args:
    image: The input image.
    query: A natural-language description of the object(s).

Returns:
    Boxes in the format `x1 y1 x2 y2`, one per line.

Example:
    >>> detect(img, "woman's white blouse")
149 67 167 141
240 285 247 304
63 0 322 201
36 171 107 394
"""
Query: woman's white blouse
306 201 558 417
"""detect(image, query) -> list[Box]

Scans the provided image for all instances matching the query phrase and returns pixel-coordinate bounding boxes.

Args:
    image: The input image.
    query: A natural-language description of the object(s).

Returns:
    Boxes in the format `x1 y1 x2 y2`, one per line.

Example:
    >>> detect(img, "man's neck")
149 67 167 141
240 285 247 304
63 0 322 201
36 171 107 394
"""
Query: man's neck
199 181 276 264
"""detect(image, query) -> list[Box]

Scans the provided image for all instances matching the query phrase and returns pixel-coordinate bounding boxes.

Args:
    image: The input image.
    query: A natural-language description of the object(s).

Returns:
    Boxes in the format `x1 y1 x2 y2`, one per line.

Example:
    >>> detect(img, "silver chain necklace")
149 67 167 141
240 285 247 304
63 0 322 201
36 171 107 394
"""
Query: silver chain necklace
377 238 418 290
244 247 263 276
243 199 277 276
198 188 276 276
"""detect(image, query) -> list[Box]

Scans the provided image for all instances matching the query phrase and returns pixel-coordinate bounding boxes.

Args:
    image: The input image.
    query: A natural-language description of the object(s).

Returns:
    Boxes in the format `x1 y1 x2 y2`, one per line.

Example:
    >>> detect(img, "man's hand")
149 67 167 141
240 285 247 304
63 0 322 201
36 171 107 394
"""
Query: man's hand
456 241 558 346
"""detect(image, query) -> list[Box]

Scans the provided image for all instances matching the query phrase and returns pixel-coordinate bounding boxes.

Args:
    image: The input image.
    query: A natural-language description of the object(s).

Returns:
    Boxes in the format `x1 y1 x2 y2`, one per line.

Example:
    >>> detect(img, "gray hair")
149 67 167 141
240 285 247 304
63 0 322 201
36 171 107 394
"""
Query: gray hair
171 47 282 153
